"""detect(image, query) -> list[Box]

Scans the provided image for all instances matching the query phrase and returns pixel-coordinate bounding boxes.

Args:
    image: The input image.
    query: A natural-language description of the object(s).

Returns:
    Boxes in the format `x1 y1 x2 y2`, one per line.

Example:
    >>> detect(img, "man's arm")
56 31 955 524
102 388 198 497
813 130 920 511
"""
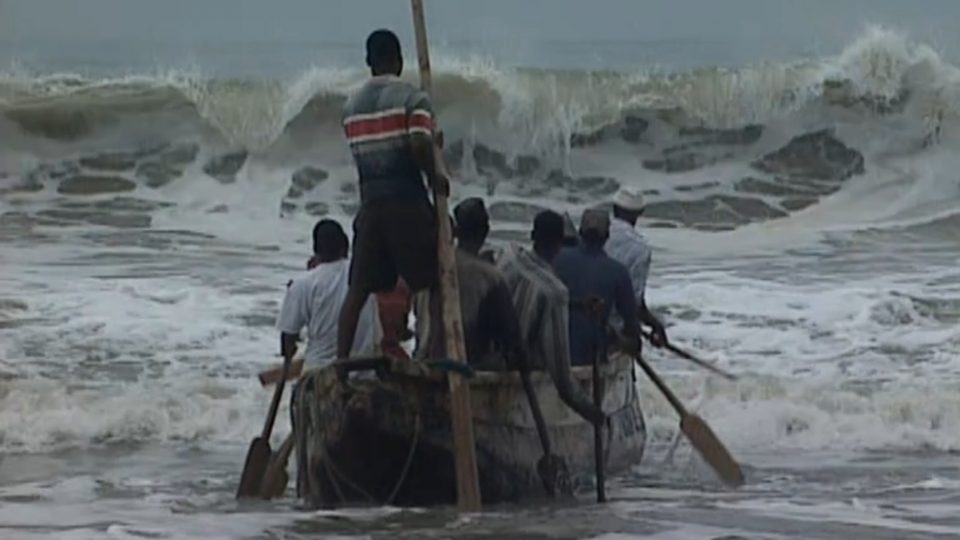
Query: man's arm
614 267 641 355
629 245 668 345
281 332 299 361
276 280 308 359
407 90 449 196
637 295 668 346
542 296 606 425
546 352 606 425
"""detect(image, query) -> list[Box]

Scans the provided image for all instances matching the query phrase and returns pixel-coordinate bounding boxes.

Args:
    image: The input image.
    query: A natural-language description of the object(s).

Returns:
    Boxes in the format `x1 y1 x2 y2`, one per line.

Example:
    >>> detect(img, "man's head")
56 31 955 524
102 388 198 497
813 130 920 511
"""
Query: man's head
312 219 349 262
366 29 403 76
612 187 646 226
454 197 490 253
579 208 611 246
532 210 565 261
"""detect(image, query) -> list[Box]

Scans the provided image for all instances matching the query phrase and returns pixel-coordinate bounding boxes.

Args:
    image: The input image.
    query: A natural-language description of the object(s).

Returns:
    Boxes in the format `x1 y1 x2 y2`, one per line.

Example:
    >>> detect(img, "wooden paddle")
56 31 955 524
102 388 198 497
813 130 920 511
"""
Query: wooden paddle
259 433 295 499
259 358 304 387
237 356 291 498
518 361 572 497
591 320 607 503
633 354 745 487
411 0 482 512
641 330 737 381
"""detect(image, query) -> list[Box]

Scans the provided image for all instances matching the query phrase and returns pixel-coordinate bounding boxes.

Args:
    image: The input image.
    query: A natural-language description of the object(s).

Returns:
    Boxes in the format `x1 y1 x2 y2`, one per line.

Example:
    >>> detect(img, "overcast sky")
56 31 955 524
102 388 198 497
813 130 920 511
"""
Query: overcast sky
0 0 955 44
1 0 957 73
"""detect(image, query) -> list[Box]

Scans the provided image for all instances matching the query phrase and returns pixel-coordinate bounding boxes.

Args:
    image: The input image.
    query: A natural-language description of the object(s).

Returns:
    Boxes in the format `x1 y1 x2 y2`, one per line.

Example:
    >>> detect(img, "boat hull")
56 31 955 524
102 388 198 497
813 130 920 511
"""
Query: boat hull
292 355 645 507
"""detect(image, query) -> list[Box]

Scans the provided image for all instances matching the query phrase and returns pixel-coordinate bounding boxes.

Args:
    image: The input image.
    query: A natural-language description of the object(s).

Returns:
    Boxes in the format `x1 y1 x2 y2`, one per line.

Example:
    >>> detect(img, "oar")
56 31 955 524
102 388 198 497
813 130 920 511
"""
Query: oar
518 361 572 497
591 316 607 503
259 359 304 387
260 433 296 499
237 356 291 498
633 354 745 487
411 0 482 512
641 330 737 381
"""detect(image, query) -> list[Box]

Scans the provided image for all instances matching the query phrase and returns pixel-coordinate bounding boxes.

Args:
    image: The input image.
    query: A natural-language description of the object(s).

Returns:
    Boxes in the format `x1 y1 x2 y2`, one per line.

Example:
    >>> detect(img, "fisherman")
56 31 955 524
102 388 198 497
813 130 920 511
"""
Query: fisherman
415 198 521 369
336 29 448 363
278 219 379 368
553 209 640 365
497 210 606 424
605 188 669 347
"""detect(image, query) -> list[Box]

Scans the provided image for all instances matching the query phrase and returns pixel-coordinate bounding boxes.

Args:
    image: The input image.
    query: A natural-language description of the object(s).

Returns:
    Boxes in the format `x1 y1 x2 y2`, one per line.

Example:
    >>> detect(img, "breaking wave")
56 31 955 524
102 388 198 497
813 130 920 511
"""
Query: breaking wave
2 27 960 457
1 27 958 239
1 26 959 236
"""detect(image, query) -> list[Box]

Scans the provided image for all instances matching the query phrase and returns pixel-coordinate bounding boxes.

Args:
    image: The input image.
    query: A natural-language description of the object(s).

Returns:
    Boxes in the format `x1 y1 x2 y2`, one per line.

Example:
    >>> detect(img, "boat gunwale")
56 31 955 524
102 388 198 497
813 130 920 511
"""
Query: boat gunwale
307 354 635 388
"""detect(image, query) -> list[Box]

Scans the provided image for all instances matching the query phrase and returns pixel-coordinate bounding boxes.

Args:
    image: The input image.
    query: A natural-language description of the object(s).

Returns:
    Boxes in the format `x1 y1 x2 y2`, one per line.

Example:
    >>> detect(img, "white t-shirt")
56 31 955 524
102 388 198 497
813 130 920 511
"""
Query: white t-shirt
276 258 379 369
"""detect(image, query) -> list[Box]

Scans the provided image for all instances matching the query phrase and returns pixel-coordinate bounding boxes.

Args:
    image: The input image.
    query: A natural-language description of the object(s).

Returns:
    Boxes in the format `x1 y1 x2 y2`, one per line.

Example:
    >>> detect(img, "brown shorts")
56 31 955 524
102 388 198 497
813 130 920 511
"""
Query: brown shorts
350 198 438 293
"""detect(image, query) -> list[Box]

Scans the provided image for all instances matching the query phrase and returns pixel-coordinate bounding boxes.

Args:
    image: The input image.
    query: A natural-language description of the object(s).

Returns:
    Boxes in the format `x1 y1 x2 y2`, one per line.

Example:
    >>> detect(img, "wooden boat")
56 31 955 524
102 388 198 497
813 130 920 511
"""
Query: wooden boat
291 354 646 508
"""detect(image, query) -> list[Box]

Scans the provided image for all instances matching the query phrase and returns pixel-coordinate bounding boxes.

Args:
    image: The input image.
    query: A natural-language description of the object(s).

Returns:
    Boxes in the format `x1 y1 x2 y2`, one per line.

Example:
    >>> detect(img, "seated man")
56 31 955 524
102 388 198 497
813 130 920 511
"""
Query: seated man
415 198 521 369
277 219 379 369
497 210 605 424
553 209 639 366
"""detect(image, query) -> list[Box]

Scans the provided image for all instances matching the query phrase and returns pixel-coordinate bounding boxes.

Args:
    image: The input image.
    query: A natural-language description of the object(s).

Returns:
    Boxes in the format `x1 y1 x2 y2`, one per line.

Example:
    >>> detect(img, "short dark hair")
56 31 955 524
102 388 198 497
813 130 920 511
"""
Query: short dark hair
312 219 348 260
454 197 489 243
366 29 402 69
532 210 564 246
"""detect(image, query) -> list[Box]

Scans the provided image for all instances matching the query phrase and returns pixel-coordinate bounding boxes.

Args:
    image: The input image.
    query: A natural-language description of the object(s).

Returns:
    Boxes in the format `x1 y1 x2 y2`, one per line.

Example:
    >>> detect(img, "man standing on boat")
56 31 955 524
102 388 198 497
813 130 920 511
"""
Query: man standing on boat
605 188 669 348
553 209 640 366
278 220 379 369
498 210 606 424
336 29 448 363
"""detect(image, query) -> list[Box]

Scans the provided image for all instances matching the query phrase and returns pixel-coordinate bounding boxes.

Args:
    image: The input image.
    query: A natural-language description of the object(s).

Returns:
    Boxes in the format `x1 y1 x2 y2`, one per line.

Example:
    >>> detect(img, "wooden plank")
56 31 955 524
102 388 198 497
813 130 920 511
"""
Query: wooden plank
410 0 482 513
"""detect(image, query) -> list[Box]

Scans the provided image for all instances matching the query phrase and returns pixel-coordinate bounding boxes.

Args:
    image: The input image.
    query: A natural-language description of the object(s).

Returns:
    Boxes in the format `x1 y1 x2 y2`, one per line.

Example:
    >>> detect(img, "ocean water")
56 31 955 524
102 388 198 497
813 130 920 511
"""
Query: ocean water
2 2 960 538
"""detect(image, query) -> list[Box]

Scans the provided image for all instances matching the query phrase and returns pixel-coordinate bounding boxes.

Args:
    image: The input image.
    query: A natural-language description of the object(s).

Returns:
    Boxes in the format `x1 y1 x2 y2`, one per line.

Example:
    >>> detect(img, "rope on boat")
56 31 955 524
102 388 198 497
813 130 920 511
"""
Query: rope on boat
292 368 423 507
323 449 373 503
386 413 421 506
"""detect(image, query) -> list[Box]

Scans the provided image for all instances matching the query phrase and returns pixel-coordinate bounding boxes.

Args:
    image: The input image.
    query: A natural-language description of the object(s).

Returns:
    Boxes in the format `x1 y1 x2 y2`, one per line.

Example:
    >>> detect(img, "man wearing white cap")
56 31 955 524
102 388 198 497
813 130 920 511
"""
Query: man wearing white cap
606 188 669 347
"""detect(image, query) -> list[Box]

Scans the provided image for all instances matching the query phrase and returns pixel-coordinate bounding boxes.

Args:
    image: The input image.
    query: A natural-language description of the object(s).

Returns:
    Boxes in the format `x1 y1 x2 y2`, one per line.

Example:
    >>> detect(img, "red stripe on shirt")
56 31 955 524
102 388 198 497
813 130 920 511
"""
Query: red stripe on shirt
408 113 433 132
344 113 409 139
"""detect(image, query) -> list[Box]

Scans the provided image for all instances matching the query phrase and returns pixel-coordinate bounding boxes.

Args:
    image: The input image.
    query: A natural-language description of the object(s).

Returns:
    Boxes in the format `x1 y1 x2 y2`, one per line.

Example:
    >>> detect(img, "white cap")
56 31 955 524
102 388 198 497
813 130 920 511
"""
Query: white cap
612 187 646 211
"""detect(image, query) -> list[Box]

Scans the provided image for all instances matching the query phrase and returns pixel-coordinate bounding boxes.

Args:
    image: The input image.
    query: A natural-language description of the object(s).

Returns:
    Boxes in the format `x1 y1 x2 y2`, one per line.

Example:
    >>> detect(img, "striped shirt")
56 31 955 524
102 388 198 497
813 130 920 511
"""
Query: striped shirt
342 75 434 203
497 245 602 422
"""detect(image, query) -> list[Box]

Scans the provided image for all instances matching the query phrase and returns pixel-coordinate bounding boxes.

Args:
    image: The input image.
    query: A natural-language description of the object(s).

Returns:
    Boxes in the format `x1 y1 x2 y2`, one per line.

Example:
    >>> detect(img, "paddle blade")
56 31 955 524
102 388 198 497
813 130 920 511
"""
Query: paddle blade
260 463 289 500
260 435 295 499
236 438 271 498
680 414 745 488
